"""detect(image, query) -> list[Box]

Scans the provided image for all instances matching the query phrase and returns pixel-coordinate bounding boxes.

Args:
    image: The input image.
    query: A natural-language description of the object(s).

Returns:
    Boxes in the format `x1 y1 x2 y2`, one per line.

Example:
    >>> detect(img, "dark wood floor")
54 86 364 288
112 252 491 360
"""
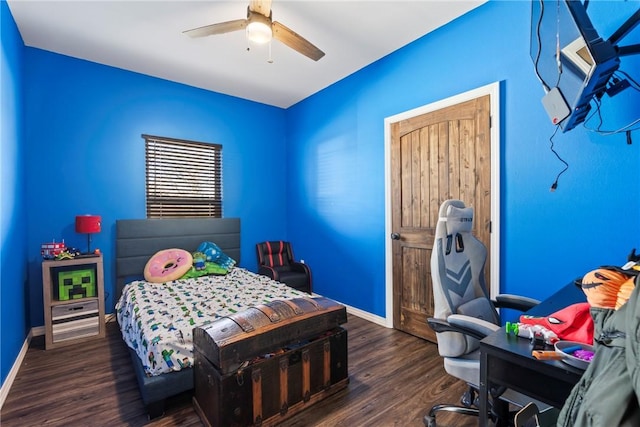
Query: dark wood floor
1 315 477 427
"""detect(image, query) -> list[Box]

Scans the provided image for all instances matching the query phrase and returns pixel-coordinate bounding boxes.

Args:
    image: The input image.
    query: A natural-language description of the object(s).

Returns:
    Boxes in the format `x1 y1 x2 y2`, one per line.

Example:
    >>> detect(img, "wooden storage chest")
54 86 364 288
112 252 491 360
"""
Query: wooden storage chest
193 297 349 426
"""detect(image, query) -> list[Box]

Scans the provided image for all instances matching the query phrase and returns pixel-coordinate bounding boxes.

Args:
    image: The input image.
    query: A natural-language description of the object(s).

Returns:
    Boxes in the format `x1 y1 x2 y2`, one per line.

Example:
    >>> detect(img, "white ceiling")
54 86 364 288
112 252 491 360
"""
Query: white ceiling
7 0 486 108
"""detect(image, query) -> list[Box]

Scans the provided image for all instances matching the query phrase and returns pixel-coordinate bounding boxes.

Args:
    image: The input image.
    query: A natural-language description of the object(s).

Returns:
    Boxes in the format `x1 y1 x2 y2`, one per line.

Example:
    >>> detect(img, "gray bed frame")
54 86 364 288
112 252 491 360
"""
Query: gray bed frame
115 217 241 419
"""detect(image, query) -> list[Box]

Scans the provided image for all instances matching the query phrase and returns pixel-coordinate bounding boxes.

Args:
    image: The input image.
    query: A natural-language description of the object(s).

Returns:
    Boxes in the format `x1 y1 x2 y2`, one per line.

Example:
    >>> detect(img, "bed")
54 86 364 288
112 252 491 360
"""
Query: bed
115 218 316 419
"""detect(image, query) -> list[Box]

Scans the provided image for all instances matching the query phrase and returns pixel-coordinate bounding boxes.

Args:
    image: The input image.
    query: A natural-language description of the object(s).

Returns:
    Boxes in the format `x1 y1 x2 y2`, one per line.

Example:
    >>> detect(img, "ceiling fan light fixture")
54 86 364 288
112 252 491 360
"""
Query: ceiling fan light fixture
246 21 272 45
183 2 324 61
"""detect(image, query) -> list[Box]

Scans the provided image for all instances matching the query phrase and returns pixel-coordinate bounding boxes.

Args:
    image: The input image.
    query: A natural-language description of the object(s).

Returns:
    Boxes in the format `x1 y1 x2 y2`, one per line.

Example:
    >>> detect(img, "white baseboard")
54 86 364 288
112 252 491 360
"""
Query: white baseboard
0 330 32 410
343 303 389 328
311 292 390 328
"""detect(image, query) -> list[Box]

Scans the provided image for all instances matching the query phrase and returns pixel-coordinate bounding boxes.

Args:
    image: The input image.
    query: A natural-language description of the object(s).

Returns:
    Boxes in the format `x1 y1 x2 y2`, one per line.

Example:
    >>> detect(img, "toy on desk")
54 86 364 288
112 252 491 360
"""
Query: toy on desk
626 247 640 266
582 264 638 311
533 345 594 365
505 321 559 346
532 350 564 360
573 348 595 362
556 344 594 363
553 340 596 369
519 302 594 345
580 248 640 311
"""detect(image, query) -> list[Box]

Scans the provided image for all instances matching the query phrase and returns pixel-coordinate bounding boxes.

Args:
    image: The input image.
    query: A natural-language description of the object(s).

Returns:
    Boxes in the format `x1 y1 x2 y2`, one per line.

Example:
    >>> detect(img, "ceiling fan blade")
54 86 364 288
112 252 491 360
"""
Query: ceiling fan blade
183 19 247 38
272 21 325 61
249 0 272 18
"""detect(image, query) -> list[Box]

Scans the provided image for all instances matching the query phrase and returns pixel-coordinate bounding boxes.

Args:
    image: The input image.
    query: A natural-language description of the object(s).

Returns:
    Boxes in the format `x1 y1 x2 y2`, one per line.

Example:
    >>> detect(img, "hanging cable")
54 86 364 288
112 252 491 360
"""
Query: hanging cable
548 125 569 192
584 118 640 135
587 96 604 132
582 86 640 135
533 0 551 92
555 0 563 84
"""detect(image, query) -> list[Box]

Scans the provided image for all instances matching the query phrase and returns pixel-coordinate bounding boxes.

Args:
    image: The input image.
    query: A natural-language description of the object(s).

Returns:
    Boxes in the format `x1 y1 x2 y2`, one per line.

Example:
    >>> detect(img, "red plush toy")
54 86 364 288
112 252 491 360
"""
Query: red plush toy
520 302 594 345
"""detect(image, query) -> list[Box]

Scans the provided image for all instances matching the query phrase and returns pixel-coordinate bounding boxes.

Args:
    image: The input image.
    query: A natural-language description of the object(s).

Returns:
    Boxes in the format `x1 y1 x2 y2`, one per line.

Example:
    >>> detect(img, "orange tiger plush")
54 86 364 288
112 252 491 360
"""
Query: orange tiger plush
581 268 634 310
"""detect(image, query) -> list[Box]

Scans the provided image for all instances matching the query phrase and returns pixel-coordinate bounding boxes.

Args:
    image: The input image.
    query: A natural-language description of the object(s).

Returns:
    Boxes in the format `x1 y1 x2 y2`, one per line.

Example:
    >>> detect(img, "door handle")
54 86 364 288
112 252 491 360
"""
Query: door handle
390 233 400 240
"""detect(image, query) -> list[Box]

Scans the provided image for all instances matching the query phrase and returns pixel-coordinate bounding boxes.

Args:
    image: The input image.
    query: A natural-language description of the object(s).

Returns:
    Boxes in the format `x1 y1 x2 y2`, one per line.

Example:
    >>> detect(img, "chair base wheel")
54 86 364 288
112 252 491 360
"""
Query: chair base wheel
423 415 436 427
461 388 477 407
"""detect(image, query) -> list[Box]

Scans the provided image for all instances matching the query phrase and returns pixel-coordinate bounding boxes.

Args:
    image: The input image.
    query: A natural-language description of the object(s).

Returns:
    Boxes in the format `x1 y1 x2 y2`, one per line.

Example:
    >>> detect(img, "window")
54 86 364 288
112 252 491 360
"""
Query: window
143 134 222 218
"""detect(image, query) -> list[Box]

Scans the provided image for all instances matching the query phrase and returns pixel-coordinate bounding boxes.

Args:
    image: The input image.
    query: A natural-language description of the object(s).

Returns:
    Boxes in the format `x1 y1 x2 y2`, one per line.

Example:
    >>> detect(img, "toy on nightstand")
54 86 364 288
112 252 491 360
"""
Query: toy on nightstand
55 247 82 260
41 241 66 259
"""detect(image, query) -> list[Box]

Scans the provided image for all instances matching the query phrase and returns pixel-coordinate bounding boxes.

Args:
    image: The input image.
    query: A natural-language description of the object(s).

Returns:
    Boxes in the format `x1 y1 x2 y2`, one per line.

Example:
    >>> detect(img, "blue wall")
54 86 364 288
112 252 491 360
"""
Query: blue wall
2 0 639 391
1 0 28 387
22 49 290 328
286 0 640 316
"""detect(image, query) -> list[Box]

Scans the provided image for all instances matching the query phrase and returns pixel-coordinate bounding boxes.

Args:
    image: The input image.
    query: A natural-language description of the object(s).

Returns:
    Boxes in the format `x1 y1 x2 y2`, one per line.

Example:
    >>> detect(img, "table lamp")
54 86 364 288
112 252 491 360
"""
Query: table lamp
75 215 101 254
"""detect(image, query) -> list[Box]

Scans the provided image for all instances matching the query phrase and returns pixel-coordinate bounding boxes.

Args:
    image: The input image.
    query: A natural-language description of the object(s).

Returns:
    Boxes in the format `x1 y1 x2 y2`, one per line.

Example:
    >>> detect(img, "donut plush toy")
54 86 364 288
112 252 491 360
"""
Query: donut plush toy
144 248 193 283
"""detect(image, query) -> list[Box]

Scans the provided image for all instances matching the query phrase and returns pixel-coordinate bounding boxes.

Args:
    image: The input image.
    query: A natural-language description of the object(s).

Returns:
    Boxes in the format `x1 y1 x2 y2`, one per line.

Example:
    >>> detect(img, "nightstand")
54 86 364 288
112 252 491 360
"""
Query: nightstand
41 255 106 349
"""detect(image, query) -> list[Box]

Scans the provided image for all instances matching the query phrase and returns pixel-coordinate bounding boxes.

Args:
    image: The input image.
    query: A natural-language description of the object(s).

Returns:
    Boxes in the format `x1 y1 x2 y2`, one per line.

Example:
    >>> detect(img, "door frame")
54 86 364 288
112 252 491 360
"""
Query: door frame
383 81 502 328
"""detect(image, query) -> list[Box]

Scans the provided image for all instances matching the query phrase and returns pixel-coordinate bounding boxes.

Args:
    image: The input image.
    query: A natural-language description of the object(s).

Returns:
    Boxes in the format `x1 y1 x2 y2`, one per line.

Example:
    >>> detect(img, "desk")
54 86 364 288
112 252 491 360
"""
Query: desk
478 283 587 427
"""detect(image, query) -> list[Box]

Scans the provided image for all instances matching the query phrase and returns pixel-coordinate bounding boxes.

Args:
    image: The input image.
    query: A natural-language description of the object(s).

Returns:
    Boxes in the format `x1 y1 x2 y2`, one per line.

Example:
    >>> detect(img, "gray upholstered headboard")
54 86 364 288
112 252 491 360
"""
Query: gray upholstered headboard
115 217 240 298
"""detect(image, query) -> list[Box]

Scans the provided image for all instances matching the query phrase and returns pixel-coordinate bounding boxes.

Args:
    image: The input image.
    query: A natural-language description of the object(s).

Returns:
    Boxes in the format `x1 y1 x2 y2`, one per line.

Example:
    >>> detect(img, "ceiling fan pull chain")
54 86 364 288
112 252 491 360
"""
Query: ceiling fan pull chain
268 40 274 63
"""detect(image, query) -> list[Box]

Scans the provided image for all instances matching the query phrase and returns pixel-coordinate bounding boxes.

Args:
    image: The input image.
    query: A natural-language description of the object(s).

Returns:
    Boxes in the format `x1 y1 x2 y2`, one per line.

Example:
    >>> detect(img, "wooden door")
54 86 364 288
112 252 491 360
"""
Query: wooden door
390 95 491 342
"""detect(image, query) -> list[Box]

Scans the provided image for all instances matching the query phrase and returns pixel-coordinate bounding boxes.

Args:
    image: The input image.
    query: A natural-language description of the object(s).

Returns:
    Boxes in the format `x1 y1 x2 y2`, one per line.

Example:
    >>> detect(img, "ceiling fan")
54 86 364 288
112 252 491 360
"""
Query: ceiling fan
183 0 325 61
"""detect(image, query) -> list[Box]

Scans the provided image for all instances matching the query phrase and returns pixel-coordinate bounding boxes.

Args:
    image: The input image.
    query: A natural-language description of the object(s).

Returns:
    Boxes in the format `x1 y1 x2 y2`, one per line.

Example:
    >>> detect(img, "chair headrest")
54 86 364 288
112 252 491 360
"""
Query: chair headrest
444 205 474 235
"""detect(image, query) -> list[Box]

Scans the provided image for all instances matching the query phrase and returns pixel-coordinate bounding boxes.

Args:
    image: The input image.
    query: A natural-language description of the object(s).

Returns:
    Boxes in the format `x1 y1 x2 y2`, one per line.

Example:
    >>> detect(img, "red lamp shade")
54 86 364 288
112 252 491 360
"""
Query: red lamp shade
75 215 101 234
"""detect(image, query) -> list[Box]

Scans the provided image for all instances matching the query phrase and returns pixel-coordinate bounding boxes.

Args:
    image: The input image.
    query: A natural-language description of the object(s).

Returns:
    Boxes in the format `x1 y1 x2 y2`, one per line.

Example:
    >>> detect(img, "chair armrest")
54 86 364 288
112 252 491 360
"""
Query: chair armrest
427 315 499 341
493 294 540 312
448 314 501 337
258 265 278 280
290 262 312 293
290 262 311 276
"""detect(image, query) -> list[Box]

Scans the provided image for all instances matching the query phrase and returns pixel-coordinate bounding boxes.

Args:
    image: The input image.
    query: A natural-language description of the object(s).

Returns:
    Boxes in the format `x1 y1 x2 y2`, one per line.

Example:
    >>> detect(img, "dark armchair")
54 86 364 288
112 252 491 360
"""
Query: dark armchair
256 241 312 294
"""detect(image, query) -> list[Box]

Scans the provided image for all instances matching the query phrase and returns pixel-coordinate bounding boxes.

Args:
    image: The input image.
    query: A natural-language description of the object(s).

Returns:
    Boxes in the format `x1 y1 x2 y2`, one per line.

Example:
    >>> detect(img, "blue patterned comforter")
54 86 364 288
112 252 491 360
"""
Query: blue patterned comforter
116 267 305 376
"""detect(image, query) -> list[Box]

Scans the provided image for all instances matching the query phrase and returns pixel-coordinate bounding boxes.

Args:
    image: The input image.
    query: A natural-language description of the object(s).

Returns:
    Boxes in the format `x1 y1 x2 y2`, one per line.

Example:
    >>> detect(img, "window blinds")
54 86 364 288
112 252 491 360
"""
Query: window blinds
144 134 222 218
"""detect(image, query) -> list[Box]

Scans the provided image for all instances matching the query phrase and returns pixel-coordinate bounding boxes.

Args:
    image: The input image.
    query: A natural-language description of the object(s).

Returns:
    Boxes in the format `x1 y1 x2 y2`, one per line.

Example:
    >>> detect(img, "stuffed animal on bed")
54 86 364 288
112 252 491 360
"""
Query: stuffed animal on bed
197 241 236 270
192 252 206 270
178 244 236 280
